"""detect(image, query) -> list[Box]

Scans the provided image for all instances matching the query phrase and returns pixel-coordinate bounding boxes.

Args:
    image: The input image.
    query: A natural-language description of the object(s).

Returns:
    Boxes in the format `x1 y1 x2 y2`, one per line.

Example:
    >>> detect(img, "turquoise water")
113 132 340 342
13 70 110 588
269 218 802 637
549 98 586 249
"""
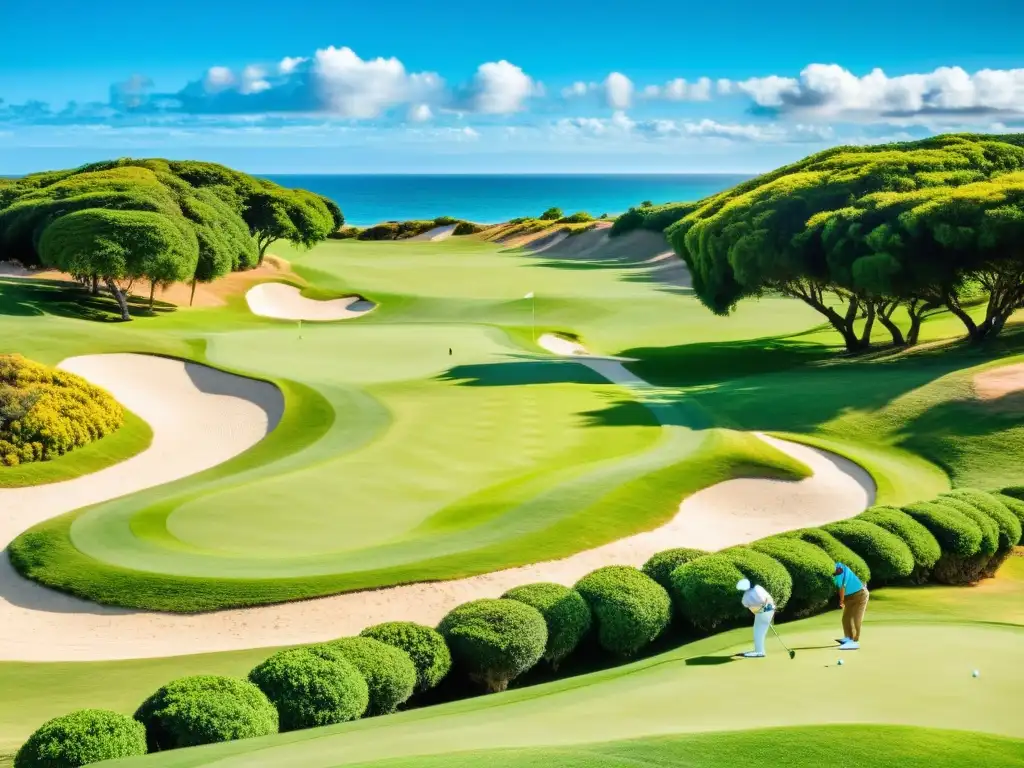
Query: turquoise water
263 174 749 227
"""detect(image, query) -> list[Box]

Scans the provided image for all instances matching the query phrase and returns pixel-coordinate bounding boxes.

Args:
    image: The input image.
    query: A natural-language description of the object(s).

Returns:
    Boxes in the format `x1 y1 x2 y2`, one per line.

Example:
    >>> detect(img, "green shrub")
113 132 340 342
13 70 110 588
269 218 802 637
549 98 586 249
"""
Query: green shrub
669 555 747 632
357 222 401 240
318 637 416 716
641 548 707 592
134 675 278 751
557 211 594 223
749 536 835 617
437 598 547 692
723 548 793 610
994 492 1024 543
574 566 671 656
539 207 563 221
784 528 872 584
934 496 999 555
858 506 941 581
432 216 458 226
943 489 1022 553
453 221 483 235
1001 485 1024 503
247 647 368 731
822 520 915 584
502 582 592 667
327 226 361 240
360 622 451 692
0 354 124 466
903 501 987 584
15 710 147 768
609 201 700 236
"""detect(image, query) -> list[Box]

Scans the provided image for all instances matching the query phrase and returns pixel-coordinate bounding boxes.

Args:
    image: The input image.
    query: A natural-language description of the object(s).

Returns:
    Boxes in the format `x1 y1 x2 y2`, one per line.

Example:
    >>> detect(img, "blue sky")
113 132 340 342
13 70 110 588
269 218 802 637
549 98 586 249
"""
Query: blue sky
2 0 1024 173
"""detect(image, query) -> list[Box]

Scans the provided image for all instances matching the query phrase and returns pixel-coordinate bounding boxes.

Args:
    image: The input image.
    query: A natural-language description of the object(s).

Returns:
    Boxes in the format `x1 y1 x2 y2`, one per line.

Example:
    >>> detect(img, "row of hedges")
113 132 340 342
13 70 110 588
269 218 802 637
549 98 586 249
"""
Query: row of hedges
326 217 482 241
610 200 701 237
17 486 1024 767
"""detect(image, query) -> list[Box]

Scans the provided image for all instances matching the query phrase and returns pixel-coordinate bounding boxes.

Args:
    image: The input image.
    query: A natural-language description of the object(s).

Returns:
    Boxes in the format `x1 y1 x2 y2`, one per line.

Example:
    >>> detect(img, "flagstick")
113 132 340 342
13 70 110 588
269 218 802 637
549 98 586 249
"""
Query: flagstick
532 295 536 344
298 319 302 339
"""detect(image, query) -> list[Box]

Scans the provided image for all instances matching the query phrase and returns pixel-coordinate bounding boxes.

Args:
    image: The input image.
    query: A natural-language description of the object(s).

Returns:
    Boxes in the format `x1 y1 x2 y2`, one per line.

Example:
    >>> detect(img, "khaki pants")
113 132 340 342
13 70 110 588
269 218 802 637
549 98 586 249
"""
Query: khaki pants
842 588 869 641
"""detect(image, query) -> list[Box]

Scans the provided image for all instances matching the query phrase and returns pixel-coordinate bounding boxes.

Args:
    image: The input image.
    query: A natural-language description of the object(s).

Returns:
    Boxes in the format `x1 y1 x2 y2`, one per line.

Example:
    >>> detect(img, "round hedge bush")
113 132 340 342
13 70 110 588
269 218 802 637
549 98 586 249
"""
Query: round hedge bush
822 520 915 584
994 492 1024 543
15 709 147 768
858 506 941 581
669 555 746 632
574 566 671 657
360 621 451 693
318 637 417 716
723 548 793 610
943 489 1022 554
785 528 871 584
134 675 278 752
437 598 547 692
933 496 999 556
247 647 369 731
902 501 987 584
502 582 592 667
749 536 835 617
0 354 124 466
641 548 707 592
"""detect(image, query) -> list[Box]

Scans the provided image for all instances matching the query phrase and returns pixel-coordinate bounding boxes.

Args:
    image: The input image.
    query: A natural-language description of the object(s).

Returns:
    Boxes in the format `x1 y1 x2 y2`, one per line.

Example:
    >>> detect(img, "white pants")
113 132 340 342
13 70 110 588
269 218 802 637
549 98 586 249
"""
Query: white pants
753 609 775 654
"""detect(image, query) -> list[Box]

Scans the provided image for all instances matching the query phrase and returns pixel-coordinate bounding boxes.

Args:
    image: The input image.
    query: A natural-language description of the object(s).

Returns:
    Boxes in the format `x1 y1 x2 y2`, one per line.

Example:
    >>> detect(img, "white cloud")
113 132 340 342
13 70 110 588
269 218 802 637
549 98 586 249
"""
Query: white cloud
555 113 832 144
736 64 1024 119
204 66 235 92
604 72 634 110
716 78 733 95
643 77 713 102
561 81 592 98
407 103 433 122
239 66 270 95
313 46 443 118
467 60 538 114
278 56 307 75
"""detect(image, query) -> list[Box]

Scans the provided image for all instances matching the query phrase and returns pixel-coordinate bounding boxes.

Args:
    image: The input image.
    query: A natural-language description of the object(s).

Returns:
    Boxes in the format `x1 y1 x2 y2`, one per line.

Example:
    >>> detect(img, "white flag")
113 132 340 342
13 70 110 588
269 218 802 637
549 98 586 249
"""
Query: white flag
524 291 534 299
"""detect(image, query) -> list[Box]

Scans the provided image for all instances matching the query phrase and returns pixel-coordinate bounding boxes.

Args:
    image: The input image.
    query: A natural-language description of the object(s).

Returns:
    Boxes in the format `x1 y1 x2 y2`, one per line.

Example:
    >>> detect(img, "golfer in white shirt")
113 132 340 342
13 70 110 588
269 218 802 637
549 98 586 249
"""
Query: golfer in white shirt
736 578 775 658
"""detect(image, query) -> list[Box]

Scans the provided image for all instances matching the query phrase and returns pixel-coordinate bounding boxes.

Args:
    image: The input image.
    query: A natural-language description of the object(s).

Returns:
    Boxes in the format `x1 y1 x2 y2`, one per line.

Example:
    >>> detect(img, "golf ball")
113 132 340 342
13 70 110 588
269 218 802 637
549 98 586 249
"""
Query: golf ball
837 659 844 666
972 670 980 678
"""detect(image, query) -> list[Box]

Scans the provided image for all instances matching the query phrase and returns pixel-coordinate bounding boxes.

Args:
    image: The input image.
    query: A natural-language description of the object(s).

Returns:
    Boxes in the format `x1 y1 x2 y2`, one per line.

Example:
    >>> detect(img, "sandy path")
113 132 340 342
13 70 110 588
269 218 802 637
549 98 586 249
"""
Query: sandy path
246 283 376 321
973 363 1024 409
409 224 457 242
0 338 872 661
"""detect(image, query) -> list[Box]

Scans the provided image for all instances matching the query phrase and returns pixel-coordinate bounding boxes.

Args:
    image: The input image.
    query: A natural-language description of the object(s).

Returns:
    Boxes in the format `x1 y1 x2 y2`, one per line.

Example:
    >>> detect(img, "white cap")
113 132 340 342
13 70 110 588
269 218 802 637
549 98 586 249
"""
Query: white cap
736 578 751 591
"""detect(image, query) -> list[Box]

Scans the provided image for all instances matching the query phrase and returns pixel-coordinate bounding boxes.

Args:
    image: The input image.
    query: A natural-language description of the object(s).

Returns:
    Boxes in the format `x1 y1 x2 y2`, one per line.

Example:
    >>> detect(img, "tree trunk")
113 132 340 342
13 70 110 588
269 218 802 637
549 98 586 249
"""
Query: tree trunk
90 275 99 296
105 278 131 321
875 301 905 346
149 282 156 312
256 235 274 266
783 283 871 353
857 300 876 348
190 279 198 307
944 290 980 340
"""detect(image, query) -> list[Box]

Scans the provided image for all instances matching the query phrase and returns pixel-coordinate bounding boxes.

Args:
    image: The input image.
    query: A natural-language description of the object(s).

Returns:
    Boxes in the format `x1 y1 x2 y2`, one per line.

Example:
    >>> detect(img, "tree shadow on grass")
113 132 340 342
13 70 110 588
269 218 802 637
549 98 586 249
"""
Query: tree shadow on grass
437 359 609 387
685 655 738 666
0 278 175 323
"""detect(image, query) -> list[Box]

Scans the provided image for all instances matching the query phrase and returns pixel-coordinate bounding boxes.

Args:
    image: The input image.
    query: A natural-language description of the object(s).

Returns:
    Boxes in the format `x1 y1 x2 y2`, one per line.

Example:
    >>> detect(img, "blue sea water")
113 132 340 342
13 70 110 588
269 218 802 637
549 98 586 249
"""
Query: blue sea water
262 174 750 227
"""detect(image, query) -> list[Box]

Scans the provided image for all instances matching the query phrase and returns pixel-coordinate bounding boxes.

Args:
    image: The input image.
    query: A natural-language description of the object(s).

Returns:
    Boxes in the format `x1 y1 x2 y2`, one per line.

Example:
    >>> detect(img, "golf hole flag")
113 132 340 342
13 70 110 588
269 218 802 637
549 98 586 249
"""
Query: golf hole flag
524 291 534 299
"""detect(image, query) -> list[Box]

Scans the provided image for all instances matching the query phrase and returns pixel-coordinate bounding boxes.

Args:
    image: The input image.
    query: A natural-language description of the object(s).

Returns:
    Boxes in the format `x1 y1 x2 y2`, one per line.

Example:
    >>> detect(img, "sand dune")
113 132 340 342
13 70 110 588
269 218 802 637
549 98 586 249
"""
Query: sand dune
246 282 376 321
409 224 458 241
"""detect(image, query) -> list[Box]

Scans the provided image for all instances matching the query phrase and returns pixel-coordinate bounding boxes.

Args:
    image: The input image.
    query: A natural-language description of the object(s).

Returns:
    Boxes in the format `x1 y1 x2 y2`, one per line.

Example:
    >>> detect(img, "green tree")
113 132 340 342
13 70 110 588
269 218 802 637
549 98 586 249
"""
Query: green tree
539 207 563 221
243 187 336 264
38 208 198 320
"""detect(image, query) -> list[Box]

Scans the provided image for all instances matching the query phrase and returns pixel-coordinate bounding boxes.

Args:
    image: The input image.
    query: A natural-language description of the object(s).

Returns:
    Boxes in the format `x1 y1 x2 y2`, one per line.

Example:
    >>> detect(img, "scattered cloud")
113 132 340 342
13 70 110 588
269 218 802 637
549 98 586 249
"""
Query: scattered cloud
556 112 833 143
642 77 713 102
407 103 433 122
732 64 1024 120
462 60 539 114
603 72 634 110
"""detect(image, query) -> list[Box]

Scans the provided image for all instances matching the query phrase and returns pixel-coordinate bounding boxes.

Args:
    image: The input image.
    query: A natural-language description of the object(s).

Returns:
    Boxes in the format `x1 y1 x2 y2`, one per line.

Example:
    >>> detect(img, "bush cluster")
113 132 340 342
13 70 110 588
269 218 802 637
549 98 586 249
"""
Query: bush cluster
503 582 592 667
0 354 124 466
319 637 417 716
557 211 594 224
20 486 1022 764
438 598 547 692
360 621 451 692
574 566 671 656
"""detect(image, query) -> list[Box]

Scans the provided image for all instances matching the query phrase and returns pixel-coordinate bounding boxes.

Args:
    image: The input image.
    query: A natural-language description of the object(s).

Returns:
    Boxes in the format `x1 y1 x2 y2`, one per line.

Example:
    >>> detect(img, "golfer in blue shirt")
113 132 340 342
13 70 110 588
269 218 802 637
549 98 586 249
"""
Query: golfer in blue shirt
834 562 869 650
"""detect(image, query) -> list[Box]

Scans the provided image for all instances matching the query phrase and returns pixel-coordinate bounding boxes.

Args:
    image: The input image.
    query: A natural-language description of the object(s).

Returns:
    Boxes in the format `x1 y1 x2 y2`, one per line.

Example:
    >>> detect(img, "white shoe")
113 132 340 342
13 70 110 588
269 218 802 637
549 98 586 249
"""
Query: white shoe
838 640 860 651
741 651 766 658
836 637 851 644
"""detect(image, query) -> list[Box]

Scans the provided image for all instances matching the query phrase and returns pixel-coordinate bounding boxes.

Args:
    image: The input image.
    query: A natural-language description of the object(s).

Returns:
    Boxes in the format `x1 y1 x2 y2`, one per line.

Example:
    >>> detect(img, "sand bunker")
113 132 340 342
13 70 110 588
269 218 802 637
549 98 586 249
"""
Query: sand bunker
246 282 376 321
0 339 871 661
973 363 1024 409
409 224 457 242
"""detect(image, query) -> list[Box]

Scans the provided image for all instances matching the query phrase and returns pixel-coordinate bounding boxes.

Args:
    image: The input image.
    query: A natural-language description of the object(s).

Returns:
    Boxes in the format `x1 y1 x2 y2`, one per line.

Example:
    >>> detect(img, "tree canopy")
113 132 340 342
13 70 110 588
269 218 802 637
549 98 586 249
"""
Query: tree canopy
0 158 342 318
667 133 1024 349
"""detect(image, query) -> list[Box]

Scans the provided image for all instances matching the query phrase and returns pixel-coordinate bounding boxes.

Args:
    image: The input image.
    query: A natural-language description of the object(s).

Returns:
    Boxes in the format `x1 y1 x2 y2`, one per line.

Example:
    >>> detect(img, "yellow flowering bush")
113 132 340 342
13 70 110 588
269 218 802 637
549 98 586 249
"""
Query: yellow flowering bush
0 354 123 466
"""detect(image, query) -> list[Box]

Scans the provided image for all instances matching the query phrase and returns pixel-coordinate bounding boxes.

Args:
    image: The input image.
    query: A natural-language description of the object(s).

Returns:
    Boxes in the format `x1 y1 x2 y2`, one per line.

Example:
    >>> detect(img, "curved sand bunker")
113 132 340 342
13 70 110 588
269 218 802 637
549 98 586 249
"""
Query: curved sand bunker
246 282 376 321
409 224 457 241
0 339 871 661
973 363 1024 409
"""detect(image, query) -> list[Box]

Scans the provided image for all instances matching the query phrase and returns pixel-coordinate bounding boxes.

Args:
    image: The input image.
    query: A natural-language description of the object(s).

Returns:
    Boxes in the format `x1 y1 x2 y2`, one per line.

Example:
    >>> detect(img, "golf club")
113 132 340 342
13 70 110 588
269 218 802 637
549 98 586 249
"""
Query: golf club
769 623 796 659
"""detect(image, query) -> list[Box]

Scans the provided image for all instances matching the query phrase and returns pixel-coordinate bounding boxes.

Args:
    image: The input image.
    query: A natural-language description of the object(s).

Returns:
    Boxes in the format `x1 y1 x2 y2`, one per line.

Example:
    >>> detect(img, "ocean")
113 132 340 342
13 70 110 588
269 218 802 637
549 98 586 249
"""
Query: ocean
261 174 750 227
